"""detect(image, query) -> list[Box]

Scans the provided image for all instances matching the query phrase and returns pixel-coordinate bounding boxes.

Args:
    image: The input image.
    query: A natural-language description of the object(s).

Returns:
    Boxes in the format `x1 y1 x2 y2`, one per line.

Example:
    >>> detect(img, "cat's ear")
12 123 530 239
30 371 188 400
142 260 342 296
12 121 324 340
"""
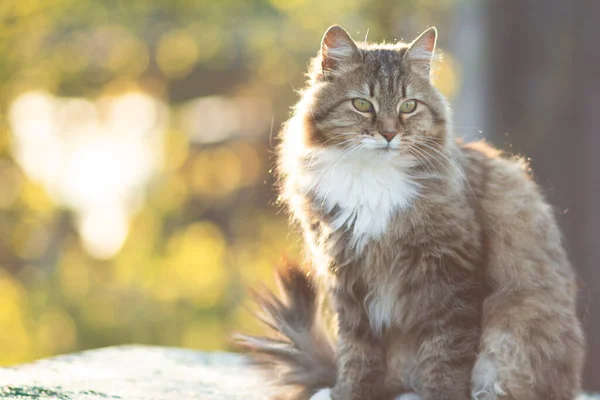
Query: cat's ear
320 25 360 77
406 27 437 77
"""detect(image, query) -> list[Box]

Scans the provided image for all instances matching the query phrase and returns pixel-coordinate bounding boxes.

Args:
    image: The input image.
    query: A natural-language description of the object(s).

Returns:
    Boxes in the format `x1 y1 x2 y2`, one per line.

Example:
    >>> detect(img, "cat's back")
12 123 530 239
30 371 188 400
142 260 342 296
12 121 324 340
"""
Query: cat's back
458 139 575 285
458 139 544 212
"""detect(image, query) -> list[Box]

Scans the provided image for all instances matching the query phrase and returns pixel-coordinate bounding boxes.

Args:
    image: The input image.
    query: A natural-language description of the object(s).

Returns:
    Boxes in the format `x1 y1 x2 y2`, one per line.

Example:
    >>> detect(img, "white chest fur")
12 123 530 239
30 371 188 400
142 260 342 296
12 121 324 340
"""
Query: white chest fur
298 148 420 251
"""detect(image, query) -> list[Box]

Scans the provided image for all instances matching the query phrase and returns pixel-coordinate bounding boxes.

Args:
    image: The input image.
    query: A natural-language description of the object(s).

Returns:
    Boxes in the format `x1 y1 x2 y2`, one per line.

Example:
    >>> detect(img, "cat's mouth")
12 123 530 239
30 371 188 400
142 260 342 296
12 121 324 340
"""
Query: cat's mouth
357 134 401 152
372 143 400 152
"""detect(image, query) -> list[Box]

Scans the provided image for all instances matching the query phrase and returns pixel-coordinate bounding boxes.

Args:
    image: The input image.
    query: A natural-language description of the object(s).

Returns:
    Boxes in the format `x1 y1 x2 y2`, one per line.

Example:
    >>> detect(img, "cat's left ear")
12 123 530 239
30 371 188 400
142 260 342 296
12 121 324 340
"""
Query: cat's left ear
406 27 437 78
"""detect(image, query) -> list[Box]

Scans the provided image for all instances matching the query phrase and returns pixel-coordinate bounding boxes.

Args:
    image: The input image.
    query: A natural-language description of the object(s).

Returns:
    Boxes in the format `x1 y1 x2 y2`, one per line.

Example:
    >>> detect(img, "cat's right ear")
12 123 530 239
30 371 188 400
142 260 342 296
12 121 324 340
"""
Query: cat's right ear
320 25 360 78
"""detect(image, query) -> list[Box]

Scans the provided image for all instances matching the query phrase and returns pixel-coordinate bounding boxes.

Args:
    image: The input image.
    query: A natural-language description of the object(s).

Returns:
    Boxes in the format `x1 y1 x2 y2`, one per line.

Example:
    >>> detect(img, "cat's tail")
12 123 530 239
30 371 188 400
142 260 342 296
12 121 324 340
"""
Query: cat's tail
235 262 336 400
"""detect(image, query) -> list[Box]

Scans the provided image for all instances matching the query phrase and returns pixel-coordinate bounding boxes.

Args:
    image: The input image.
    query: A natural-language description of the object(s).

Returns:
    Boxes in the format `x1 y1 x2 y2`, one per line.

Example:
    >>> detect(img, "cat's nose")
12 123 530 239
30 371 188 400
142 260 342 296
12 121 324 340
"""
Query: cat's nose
380 130 398 143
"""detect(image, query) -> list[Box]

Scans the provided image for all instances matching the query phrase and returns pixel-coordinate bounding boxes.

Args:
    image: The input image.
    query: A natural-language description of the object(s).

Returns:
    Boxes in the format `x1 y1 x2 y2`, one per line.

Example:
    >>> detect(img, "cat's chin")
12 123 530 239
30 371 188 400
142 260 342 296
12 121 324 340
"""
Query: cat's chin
359 143 402 153
371 146 404 159
375 146 398 152
330 143 413 165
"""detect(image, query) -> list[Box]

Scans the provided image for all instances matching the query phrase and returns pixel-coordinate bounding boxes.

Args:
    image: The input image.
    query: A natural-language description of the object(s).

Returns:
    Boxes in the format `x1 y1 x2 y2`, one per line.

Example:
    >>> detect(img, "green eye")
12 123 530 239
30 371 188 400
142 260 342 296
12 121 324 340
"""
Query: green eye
352 98 374 113
400 99 417 113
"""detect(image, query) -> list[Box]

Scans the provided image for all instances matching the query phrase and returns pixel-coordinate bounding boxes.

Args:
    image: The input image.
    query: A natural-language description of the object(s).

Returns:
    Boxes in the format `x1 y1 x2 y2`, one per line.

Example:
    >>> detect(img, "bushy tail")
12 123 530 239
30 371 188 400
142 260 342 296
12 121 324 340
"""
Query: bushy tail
236 262 336 400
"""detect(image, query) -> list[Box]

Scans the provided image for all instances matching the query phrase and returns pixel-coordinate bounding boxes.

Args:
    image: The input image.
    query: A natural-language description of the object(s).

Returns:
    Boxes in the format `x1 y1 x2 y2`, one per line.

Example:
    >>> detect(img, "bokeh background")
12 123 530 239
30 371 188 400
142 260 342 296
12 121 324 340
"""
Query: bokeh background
0 0 598 389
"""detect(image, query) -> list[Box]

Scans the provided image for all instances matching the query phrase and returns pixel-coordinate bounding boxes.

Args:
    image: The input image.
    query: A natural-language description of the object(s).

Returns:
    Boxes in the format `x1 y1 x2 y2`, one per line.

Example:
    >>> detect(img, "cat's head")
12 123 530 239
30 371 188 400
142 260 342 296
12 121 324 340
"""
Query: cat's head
294 25 450 159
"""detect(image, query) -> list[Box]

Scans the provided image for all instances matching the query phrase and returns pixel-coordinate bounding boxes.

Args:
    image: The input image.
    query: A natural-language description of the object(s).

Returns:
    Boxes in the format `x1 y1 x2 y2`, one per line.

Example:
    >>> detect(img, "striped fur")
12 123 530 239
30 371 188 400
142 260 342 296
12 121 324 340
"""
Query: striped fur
238 25 584 400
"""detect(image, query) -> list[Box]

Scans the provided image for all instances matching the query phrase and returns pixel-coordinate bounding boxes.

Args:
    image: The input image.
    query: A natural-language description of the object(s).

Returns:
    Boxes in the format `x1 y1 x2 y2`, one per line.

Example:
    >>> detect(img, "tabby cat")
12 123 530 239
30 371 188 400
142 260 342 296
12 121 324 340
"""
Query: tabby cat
238 25 585 400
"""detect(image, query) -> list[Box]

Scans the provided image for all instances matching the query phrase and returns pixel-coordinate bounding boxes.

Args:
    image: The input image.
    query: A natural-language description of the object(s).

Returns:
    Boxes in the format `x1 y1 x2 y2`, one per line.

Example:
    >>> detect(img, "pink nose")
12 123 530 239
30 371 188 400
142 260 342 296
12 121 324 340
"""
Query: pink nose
381 131 397 142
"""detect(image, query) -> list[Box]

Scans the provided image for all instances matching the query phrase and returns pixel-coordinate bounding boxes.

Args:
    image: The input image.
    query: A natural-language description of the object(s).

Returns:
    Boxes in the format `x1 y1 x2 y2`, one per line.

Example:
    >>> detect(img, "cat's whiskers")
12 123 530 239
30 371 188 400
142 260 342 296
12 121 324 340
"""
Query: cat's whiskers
309 143 361 201
307 133 356 170
411 137 464 182
306 135 354 168
302 141 360 197
449 124 484 131
319 144 362 207
406 145 442 182
410 136 478 202
414 137 472 185
306 138 357 167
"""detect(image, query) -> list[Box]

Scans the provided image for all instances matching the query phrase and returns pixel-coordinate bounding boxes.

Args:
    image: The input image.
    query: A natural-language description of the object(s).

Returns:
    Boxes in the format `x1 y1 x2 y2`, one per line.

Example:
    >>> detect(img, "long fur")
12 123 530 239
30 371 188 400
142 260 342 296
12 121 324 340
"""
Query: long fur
238 24 584 400
236 263 336 400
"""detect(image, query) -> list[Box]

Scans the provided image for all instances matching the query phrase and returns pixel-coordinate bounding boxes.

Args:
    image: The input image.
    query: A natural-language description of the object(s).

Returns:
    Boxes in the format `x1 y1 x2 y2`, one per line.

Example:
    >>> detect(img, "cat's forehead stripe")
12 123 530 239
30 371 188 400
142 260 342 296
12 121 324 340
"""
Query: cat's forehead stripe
368 81 374 98
364 49 407 101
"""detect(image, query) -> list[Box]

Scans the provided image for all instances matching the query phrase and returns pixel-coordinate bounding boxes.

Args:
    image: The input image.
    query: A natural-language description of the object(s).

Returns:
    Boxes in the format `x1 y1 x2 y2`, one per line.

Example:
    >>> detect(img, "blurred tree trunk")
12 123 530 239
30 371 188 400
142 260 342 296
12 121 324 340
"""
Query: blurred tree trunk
486 0 600 390
448 0 488 142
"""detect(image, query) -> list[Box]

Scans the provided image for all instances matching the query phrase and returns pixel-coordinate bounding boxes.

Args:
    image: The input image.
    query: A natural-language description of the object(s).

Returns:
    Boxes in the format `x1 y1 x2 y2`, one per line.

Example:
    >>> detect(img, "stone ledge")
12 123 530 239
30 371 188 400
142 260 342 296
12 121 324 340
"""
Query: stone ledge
0 345 267 399
0 345 597 399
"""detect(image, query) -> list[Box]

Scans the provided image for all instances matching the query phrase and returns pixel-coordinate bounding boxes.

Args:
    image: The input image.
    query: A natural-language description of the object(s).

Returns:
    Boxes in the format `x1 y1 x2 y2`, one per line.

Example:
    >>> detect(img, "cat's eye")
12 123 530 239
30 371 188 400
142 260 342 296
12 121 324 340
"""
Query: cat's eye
352 98 374 113
400 100 417 113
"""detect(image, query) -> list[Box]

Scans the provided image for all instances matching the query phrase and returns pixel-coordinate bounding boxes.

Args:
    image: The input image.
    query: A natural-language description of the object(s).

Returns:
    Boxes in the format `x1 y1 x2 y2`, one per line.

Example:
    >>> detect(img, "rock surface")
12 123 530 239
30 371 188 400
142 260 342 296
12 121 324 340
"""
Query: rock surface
0 345 268 399
0 345 597 399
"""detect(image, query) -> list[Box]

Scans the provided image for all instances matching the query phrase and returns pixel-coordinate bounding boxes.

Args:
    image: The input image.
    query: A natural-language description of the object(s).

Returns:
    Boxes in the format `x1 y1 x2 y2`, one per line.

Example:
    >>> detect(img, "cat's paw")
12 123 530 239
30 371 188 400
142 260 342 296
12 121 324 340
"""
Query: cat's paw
394 393 422 400
471 354 507 400
310 388 333 400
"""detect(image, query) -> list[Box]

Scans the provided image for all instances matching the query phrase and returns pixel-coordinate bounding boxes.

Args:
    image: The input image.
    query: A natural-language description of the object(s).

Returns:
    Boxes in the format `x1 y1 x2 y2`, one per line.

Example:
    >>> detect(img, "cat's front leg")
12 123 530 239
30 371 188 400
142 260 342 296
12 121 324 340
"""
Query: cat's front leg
472 190 585 400
333 333 387 400
472 289 584 400
413 323 475 400
331 286 388 400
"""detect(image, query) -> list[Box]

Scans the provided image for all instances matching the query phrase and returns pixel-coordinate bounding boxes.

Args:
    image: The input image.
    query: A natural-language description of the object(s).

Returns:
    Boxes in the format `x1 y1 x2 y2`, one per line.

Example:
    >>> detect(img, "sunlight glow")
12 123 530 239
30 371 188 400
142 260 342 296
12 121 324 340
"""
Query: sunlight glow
79 207 130 259
178 95 271 144
8 90 166 259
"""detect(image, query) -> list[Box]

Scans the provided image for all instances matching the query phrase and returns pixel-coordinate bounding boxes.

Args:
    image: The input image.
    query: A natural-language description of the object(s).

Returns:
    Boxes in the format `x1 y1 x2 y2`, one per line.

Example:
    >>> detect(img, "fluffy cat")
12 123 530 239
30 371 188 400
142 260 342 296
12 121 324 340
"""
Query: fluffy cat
238 25 585 400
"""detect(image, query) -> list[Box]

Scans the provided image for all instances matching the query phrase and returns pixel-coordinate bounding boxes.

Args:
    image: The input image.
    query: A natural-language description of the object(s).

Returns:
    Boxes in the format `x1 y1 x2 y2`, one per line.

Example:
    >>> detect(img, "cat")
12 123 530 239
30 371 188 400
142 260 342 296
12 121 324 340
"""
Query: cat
237 25 585 400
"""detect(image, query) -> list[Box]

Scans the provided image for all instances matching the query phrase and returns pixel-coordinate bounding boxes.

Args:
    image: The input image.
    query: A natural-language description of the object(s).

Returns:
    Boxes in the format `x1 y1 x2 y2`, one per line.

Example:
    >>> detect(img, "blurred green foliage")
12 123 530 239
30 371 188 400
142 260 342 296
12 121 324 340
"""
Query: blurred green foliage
0 0 458 365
